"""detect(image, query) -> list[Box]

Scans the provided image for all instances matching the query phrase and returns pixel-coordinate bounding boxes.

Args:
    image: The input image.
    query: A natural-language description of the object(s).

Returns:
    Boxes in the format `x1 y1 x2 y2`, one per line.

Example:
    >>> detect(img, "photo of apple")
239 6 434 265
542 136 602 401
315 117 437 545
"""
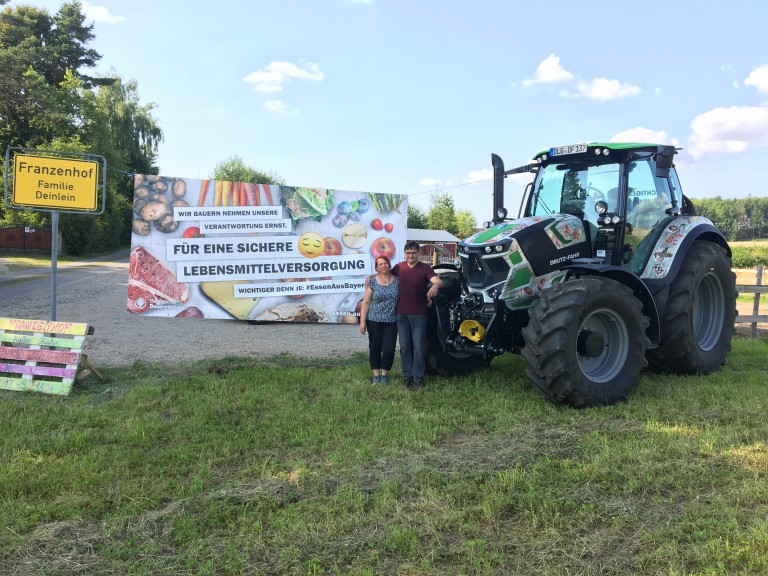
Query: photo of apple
283 278 308 299
371 218 383 231
370 236 396 260
323 236 343 256
384 223 394 233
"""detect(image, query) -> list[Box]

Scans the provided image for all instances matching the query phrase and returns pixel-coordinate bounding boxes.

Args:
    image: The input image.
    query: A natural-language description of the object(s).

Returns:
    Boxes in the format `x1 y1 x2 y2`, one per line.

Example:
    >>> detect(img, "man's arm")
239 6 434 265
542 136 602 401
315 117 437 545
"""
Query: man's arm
427 275 442 300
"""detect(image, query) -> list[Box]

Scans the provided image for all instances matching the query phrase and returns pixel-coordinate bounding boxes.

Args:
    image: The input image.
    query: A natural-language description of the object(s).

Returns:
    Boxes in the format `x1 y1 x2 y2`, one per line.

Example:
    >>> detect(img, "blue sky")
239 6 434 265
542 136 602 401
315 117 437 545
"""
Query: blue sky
15 0 768 224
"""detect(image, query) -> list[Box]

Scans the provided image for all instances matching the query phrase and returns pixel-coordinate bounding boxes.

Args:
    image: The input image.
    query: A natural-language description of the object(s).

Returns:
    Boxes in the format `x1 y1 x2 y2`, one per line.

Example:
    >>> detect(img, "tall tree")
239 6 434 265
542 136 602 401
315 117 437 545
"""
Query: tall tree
0 2 161 255
0 1 113 152
427 192 458 235
90 77 163 181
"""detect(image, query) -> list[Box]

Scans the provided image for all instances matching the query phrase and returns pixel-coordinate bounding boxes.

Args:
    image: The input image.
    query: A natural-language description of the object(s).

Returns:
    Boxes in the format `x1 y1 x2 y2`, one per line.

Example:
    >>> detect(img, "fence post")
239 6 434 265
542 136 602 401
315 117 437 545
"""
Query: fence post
750 265 764 339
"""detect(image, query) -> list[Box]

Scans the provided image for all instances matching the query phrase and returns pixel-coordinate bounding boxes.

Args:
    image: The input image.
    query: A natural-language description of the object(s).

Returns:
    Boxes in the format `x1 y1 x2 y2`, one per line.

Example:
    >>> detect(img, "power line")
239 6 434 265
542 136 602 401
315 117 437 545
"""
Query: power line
408 176 495 197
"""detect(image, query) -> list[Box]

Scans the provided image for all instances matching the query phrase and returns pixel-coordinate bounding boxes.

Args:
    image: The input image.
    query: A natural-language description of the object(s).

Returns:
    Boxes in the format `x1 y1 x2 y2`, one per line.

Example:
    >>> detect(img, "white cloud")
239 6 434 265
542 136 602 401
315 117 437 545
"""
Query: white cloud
81 1 123 24
745 65 768 94
611 128 680 147
523 55 640 101
577 78 641 100
244 61 324 93
687 105 768 159
420 177 443 187
264 100 297 114
464 169 493 184
523 54 574 87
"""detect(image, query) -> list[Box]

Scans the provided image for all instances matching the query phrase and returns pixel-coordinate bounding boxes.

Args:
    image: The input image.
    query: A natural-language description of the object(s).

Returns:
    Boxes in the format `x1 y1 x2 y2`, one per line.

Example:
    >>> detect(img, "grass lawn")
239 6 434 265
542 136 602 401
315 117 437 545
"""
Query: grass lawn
2 335 768 575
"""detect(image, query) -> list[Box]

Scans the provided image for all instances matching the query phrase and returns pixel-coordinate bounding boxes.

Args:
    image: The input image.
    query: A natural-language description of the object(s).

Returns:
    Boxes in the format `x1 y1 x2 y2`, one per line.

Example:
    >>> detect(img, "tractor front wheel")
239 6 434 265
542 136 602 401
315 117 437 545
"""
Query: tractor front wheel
522 277 650 408
647 241 736 374
425 303 485 377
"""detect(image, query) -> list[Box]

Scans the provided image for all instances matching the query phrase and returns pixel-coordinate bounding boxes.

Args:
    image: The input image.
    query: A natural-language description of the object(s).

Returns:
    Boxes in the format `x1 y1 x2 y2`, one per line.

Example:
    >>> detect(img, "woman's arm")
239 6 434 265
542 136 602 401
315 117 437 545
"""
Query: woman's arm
359 285 373 334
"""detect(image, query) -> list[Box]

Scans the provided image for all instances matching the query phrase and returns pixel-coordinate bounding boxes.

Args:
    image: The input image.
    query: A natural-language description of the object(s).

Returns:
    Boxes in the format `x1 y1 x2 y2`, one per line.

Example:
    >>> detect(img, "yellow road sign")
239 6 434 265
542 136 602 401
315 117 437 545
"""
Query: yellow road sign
13 155 99 211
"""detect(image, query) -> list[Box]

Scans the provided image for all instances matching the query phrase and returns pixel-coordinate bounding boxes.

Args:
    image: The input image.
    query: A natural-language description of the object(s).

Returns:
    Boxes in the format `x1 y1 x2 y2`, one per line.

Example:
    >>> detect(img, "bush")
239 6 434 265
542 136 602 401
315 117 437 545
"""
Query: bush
731 244 768 268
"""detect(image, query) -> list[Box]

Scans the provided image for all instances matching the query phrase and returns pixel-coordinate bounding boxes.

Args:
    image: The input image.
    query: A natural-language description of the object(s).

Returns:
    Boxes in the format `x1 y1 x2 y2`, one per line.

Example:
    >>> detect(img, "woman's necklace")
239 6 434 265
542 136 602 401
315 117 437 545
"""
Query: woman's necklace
377 274 394 286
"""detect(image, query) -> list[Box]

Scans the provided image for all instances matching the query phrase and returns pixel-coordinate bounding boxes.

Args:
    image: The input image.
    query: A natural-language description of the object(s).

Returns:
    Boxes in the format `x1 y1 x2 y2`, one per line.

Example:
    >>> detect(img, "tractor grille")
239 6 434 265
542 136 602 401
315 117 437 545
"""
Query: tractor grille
462 253 509 288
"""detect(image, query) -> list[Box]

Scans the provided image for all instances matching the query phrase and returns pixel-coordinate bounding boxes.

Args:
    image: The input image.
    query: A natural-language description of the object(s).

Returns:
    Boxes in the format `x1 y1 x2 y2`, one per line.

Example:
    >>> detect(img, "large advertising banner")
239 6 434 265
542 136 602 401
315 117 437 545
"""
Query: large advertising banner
128 175 407 322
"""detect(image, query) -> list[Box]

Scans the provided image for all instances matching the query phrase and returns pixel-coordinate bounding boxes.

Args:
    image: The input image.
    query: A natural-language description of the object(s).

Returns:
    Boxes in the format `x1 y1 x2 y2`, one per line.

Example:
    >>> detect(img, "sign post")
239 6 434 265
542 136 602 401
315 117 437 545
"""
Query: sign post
4 148 106 321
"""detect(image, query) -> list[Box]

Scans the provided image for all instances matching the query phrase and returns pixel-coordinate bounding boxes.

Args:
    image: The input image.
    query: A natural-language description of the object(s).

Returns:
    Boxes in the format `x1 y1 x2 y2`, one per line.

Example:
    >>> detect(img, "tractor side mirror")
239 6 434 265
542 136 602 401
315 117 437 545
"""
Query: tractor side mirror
655 145 675 178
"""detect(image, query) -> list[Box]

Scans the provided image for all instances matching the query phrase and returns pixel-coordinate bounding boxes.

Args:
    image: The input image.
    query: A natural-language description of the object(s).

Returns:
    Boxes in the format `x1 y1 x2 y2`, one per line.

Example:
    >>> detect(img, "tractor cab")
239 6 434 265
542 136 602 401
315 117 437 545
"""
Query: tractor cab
496 143 682 273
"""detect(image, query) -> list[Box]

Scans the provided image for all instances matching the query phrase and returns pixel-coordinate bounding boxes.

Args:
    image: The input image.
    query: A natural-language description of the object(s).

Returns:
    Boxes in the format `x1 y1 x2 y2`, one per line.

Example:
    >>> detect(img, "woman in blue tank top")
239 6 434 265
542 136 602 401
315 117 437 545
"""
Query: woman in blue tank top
359 255 399 384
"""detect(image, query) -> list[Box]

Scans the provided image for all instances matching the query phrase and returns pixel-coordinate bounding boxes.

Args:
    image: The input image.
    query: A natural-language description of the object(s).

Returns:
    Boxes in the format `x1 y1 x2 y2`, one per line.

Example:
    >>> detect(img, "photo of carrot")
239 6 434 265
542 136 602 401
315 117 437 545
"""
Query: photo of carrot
232 181 240 206
198 179 210 207
240 182 247 206
214 180 223 206
222 181 231 206
262 183 273 205
244 183 259 206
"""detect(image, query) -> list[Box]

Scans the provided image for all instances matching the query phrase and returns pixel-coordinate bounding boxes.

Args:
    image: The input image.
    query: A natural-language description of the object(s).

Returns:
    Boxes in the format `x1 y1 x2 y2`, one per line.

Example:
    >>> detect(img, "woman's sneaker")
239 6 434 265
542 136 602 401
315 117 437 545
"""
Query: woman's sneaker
372 376 382 385
381 375 389 384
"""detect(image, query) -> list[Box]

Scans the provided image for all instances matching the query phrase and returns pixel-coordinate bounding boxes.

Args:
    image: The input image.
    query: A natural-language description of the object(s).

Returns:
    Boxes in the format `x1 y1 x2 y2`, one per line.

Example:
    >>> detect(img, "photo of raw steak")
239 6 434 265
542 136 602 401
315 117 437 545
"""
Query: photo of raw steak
127 246 189 313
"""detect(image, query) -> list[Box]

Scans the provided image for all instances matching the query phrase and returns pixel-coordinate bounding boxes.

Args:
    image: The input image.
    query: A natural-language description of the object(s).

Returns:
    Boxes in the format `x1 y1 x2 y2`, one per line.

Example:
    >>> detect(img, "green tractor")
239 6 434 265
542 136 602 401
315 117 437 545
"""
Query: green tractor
427 142 736 407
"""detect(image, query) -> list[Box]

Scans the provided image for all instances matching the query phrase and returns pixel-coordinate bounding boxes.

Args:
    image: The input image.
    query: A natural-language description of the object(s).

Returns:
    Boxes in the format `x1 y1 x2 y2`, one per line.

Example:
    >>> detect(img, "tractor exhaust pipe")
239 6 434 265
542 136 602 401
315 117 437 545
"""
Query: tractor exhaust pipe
491 153 505 223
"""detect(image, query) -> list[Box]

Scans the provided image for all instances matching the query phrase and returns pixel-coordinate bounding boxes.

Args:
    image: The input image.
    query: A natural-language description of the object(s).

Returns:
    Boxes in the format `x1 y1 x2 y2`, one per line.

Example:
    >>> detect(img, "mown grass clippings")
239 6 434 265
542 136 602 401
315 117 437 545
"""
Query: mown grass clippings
2 341 768 575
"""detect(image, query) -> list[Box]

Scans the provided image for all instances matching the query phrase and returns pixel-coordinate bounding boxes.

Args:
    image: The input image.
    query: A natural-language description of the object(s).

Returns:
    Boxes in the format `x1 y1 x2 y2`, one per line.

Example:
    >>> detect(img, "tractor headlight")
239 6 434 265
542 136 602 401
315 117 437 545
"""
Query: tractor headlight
595 200 608 215
496 207 508 220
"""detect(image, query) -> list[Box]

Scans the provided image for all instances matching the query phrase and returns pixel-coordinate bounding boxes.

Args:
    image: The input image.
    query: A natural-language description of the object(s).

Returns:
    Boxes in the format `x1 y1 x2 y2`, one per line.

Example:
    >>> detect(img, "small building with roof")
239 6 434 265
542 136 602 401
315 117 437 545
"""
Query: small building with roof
406 228 460 264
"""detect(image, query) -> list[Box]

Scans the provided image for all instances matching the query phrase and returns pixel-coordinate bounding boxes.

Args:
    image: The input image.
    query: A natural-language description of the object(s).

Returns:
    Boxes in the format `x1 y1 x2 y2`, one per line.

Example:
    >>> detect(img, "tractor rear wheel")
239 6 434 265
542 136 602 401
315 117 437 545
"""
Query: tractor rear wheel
522 276 650 407
647 241 736 373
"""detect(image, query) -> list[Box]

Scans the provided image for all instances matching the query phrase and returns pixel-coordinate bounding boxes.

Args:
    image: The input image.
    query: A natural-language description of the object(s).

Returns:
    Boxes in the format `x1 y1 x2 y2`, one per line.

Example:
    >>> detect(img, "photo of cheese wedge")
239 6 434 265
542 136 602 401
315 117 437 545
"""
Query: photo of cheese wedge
200 281 260 320
341 222 367 249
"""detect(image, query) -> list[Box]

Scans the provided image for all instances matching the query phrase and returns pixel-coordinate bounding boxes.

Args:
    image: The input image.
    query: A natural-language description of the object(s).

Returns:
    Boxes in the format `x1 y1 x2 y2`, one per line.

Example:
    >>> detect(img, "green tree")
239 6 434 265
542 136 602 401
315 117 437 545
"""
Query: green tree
454 209 477 238
89 76 162 198
407 204 427 229
212 155 283 185
427 192 458 235
0 2 160 255
0 1 113 152
695 197 740 241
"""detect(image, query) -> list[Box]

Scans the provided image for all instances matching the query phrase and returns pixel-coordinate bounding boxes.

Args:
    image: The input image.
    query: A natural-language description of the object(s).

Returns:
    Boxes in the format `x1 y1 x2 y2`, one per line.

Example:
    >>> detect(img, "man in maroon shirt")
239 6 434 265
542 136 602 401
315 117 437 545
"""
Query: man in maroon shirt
392 241 442 388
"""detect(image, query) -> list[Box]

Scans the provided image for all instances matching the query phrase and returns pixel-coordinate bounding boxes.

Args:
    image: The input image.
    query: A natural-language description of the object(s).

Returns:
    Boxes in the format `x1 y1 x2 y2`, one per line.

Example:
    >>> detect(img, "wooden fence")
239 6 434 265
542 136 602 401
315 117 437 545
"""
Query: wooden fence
0 226 52 253
735 265 767 338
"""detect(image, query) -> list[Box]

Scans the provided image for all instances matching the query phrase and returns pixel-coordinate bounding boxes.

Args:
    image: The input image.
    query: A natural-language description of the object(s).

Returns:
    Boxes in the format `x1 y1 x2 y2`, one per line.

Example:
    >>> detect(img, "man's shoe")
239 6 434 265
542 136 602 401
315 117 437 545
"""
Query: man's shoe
403 377 413 387
413 378 425 388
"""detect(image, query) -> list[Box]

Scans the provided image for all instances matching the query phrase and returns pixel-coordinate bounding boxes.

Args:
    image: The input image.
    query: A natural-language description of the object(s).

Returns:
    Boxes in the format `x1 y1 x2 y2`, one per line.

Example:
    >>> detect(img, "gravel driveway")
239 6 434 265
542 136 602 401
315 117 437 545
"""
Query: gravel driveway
0 252 369 369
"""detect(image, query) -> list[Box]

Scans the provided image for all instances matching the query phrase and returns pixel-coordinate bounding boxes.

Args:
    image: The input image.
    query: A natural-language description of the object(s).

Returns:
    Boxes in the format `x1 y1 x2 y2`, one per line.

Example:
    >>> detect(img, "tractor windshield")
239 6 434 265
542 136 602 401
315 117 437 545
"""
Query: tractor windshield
529 161 620 227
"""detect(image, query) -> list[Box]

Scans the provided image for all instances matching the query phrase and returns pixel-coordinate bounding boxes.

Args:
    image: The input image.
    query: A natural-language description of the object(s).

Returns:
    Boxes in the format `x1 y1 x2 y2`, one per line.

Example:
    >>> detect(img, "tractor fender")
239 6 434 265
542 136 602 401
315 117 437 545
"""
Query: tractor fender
564 263 661 346
637 216 730 283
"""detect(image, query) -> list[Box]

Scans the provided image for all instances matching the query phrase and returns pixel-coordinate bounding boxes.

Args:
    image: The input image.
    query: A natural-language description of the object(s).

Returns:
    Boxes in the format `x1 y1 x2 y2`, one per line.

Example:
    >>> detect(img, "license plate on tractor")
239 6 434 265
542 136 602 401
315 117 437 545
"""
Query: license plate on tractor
550 143 587 156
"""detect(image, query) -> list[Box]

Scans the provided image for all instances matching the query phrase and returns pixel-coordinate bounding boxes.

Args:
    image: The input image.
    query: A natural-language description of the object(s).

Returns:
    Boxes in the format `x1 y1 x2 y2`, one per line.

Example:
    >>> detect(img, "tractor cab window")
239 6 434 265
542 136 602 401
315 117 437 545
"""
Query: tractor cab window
622 159 681 273
529 161 620 263
529 161 620 222
626 160 672 230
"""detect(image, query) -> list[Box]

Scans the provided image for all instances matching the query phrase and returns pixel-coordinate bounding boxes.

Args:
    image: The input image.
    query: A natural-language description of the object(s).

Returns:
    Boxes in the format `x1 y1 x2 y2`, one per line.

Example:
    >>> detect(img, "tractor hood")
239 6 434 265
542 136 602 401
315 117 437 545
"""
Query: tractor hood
458 214 591 307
